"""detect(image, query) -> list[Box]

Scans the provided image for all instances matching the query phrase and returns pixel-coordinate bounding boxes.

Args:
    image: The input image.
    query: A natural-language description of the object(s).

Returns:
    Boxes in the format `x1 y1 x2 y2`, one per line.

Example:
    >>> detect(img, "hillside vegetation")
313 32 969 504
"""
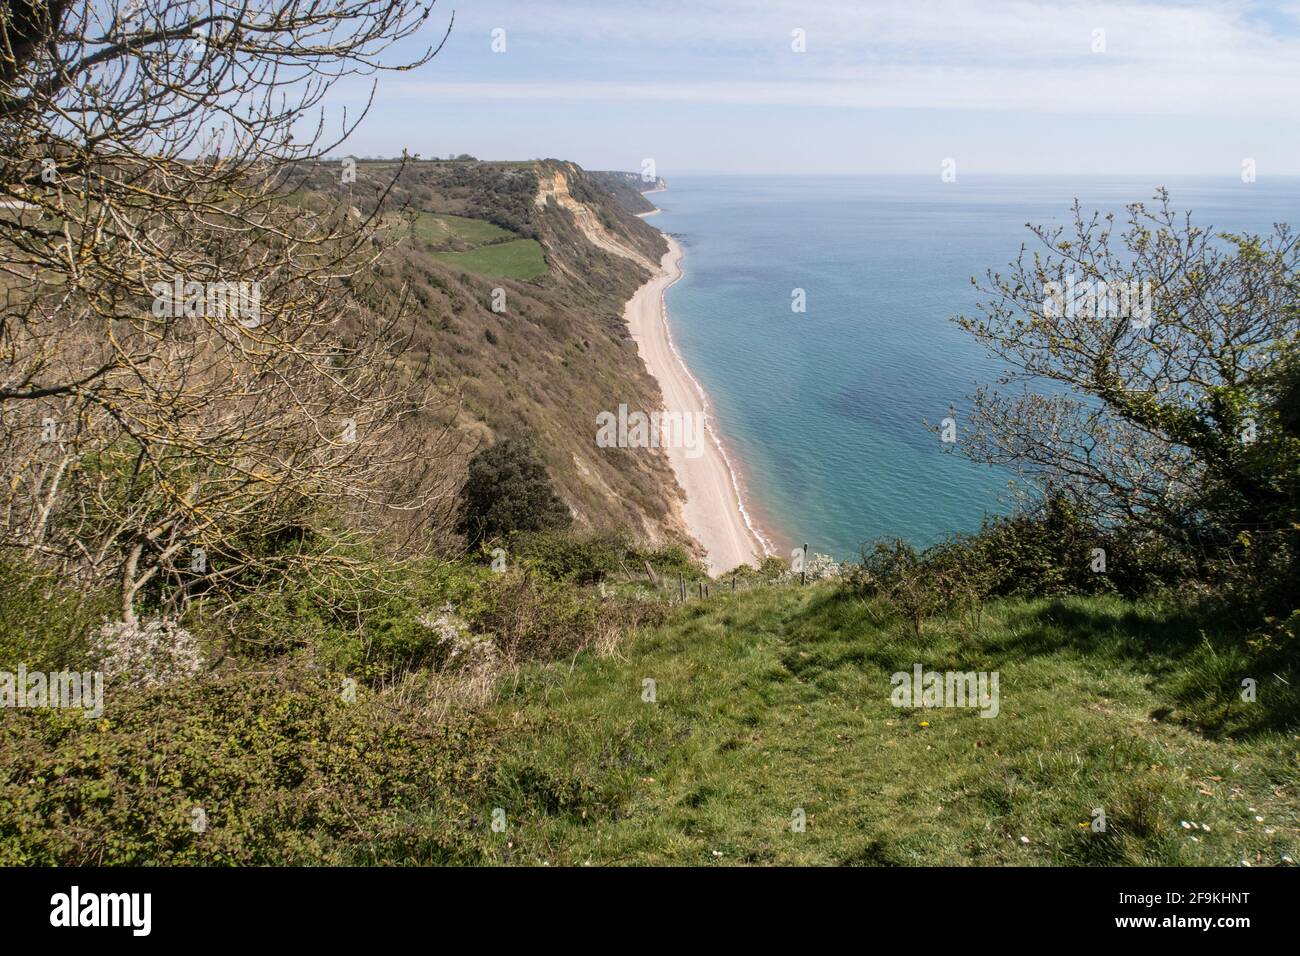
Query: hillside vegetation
2 0 1293 871
3 158 1295 865
6 553 1294 866
326 159 688 545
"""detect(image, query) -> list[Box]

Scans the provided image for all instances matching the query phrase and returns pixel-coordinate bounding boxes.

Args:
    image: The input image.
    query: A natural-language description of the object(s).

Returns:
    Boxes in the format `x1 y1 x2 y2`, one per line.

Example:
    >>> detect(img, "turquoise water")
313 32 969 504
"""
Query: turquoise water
651 175 1300 561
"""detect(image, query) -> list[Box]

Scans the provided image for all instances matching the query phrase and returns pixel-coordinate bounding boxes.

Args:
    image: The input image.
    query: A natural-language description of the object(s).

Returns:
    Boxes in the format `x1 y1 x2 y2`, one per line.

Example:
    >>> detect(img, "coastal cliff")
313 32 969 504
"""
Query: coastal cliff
589 170 669 214
299 158 691 550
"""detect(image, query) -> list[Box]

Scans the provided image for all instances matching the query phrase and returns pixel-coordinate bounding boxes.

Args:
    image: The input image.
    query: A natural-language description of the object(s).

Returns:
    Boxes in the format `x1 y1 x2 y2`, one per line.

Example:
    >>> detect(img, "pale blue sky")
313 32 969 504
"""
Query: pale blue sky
328 0 1300 175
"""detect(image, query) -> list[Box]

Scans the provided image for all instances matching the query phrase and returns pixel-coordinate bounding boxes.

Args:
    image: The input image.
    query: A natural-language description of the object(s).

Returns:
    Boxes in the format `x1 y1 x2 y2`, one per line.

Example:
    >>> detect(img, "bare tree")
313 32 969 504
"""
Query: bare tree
0 1 463 621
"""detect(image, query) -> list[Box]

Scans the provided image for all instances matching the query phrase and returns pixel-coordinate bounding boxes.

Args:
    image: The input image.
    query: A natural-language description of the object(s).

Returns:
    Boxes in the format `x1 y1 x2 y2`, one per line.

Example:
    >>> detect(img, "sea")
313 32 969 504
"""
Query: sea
649 174 1300 561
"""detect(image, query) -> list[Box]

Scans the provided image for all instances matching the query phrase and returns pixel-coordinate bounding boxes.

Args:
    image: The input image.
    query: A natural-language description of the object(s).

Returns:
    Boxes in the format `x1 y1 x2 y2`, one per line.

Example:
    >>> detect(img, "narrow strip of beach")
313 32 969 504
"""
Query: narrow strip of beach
624 234 773 575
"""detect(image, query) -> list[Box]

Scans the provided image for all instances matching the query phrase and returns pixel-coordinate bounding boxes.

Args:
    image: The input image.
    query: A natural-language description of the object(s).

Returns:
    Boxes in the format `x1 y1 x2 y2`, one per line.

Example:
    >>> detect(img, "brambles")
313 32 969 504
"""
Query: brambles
849 540 952 638
845 495 1195 638
0 666 492 865
505 528 695 585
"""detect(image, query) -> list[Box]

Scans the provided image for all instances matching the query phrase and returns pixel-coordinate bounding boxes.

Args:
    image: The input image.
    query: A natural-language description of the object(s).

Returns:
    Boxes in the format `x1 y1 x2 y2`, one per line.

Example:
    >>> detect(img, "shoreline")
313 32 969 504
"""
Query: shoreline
637 184 666 217
624 233 776 574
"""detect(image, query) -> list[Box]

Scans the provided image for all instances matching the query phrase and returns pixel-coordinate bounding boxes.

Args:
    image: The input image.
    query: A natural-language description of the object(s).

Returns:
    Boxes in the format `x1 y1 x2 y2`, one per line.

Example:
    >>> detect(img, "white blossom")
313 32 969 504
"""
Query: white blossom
91 617 204 688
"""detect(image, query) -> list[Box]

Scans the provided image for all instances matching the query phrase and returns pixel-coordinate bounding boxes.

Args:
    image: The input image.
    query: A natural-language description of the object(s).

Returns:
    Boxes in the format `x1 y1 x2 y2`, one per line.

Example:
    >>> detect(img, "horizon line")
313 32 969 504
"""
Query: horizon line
327 158 1300 179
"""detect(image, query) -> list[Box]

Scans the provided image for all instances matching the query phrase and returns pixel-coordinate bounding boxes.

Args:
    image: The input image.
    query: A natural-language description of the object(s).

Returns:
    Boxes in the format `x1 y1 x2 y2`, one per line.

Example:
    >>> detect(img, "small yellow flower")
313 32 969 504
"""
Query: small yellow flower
919 721 929 727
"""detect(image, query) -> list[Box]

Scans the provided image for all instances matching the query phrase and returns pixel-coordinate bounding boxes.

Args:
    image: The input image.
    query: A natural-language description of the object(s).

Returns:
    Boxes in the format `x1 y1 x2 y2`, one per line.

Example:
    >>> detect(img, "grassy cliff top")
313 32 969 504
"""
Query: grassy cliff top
479 584 1298 866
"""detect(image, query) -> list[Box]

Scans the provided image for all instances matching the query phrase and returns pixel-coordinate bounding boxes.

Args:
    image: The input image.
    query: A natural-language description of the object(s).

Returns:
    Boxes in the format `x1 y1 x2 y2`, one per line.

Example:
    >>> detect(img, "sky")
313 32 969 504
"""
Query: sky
326 0 1300 175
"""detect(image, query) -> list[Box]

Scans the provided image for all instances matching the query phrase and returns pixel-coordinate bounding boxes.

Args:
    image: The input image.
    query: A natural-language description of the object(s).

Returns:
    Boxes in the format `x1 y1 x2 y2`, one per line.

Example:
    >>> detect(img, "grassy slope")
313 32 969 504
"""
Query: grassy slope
431 239 547 280
411 211 548 280
414 211 516 246
481 586 1298 866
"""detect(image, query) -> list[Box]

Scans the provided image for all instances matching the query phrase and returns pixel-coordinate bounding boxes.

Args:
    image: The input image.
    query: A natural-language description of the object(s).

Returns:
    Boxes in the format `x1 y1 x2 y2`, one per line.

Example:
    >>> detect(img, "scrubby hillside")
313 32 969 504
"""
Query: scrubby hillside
588 170 666 215
297 158 686 548
11 558 1294 866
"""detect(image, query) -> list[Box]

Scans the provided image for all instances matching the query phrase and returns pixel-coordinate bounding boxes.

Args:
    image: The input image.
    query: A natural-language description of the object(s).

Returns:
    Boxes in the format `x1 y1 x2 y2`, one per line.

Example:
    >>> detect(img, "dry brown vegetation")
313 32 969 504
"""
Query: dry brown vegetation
0 0 465 622
0 2 694 626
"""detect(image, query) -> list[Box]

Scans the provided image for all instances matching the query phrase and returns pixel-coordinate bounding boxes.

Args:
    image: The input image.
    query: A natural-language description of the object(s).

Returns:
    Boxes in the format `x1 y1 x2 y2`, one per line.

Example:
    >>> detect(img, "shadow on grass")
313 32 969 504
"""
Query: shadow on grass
804 587 1299 740
992 598 1299 739
987 598 1218 664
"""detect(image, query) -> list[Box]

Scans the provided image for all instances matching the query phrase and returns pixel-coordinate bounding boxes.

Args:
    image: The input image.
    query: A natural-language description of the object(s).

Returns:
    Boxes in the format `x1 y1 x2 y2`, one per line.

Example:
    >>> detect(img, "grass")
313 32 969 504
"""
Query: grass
474 585 1299 866
431 238 547 280
409 210 549 280
414 211 515 247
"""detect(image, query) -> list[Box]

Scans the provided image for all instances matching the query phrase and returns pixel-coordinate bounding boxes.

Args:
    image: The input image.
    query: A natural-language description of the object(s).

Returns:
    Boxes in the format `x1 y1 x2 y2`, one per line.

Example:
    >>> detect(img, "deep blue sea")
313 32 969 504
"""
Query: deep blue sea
650 175 1300 561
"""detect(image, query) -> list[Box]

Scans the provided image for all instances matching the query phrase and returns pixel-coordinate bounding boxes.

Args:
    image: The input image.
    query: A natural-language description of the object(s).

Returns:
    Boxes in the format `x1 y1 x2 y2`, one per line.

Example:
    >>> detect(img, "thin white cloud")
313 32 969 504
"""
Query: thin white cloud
420 0 1300 116
386 65 1300 119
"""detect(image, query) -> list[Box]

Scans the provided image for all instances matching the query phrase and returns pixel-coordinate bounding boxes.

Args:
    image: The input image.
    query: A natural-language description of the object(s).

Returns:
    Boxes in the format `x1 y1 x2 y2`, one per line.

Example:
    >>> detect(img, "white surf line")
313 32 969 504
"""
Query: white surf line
658 238 776 560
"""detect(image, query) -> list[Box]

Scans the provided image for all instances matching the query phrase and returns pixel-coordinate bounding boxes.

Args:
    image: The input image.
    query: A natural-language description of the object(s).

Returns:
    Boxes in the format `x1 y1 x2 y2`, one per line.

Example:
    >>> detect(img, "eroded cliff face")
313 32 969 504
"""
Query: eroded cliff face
518 161 684 545
534 165 659 272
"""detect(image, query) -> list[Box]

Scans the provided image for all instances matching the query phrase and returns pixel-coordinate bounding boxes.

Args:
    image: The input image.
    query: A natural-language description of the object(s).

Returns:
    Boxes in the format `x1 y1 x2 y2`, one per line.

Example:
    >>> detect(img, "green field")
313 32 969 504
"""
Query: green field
476 585 1298 866
415 211 515 247
413 211 548 280
431 237 547 280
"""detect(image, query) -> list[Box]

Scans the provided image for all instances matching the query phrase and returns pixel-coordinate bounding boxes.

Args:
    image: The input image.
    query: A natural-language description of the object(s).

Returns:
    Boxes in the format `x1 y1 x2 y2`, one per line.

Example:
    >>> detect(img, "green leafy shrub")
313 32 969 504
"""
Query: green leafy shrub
196 553 486 682
506 528 697 585
731 555 790 582
455 439 571 547
470 571 601 662
845 496 1171 636
468 566 668 663
0 665 493 865
0 555 114 672
848 540 953 637
847 495 1194 635
506 528 631 584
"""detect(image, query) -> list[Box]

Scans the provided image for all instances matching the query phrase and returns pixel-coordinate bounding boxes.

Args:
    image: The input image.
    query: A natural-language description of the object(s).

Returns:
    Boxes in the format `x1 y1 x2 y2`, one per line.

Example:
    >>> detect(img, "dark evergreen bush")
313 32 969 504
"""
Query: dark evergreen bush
455 439 572 546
